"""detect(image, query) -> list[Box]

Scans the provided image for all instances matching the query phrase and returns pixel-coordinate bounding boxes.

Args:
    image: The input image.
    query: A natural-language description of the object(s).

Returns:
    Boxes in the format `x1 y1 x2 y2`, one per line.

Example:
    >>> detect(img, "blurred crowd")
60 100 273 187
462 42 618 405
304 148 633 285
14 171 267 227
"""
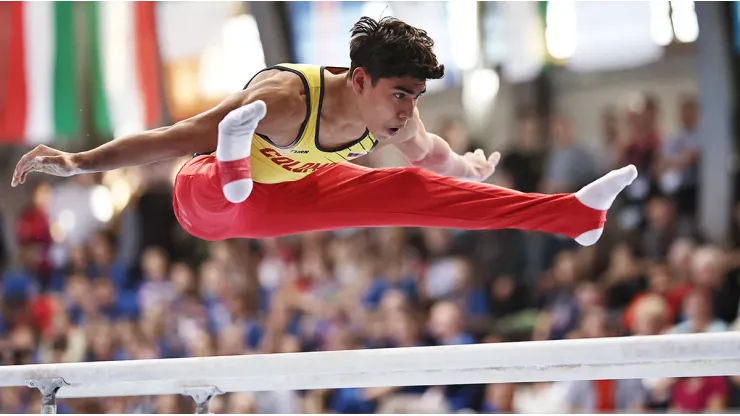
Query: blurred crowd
2 91 740 414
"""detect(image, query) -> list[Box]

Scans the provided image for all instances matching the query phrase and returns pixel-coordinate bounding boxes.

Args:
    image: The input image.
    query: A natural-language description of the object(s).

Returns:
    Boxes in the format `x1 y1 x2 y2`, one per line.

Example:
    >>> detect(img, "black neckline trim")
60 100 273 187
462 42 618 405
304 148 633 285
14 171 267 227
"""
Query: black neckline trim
315 66 375 153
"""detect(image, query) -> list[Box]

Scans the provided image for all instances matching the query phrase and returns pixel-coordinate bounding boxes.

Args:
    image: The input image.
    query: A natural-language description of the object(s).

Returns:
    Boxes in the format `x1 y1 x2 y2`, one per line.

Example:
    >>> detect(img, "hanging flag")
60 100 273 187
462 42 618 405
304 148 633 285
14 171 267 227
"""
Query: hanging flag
0 1 164 145
134 2 164 129
0 1 28 144
92 1 163 139
86 1 112 137
0 4 10 132
0 1 80 145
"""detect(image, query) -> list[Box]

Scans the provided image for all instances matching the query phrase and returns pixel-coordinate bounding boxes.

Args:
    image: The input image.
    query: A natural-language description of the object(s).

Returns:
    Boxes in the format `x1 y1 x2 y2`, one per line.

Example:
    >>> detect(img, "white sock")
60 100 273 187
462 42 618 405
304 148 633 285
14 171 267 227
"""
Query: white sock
573 164 638 246
216 100 267 203
216 100 266 161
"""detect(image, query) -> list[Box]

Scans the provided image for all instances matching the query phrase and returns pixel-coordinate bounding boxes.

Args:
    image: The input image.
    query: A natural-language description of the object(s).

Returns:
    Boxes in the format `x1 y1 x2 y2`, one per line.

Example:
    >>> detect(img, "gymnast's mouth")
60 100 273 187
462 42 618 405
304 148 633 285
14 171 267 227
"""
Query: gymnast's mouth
388 128 400 136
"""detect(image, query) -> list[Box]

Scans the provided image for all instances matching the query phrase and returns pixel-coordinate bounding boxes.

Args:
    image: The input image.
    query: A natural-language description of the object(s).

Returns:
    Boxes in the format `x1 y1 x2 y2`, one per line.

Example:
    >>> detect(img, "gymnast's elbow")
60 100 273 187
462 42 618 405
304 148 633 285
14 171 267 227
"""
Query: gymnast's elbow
408 137 459 176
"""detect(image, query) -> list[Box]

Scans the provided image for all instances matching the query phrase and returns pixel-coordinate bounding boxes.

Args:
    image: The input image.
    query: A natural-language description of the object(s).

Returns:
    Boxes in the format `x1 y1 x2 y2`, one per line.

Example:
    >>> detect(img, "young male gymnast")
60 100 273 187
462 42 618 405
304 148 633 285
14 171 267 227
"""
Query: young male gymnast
12 16 637 244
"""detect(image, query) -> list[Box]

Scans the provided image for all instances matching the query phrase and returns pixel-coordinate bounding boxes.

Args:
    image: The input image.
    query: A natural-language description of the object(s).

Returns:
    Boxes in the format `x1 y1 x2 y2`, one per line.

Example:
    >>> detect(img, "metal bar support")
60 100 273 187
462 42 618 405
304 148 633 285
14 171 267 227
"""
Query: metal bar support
26 378 68 414
182 386 222 414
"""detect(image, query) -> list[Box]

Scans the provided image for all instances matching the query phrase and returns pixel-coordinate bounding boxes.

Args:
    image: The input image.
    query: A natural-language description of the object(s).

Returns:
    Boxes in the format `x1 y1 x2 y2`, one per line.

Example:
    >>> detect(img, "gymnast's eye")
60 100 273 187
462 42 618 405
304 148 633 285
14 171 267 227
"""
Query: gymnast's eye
394 92 406 100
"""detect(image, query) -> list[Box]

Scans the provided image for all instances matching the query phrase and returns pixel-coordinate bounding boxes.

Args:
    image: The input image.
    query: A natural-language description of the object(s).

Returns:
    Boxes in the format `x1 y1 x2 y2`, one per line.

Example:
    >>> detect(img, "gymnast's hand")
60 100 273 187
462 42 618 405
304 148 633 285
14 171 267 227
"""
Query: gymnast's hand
11 145 80 187
462 149 501 182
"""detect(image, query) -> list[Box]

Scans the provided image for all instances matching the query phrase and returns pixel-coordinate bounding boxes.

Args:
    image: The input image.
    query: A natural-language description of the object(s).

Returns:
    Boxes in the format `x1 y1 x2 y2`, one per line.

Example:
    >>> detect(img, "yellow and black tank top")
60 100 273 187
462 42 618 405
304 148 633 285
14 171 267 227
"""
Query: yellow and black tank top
211 63 378 184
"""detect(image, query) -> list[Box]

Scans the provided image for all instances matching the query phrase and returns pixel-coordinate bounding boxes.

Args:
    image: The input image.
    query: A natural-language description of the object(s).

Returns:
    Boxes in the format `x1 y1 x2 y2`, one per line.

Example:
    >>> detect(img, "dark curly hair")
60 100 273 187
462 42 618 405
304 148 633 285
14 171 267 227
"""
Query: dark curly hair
348 16 445 85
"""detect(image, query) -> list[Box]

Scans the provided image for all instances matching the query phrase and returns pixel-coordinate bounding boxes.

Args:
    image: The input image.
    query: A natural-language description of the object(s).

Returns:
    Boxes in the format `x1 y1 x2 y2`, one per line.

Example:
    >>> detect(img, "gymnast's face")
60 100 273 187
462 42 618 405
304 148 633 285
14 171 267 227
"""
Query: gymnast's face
351 67 426 140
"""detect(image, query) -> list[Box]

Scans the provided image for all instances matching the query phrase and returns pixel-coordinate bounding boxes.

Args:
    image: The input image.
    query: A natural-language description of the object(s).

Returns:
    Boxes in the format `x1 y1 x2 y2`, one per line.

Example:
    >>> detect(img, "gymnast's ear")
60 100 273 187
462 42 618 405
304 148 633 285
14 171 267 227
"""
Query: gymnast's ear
351 67 369 94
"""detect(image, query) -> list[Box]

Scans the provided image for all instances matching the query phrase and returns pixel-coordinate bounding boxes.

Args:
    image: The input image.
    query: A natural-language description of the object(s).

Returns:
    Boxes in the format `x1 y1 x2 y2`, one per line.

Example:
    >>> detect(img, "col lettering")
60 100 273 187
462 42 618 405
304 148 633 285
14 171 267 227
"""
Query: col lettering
259 148 330 173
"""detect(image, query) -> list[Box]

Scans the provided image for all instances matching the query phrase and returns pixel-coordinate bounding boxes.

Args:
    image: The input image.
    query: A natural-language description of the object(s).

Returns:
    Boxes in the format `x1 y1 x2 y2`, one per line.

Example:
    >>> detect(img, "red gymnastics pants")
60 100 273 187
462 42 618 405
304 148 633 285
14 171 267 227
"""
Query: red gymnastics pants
172 155 606 241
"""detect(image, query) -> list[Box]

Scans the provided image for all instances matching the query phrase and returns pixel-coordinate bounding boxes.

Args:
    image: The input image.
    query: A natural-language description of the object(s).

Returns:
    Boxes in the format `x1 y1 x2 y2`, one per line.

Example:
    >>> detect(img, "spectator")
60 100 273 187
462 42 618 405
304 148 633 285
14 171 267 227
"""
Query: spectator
623 264 677 333
362 254 418 311
488 274 531 320
541 114 599 195
668 288 728 334
688 245 740 324
657 95 700 217
616 95 663 232
596 105 623 173
428 301 482 411
641 195 696 261
564 308 648 413
499 107 545 194
137 246 174 314
532 251 581 341
482 383 516 413
620 93 662 176
565 376 647 413
599 242 646 311
629 293 671 335
15 182 52 281
428 301 475 346
86 231 129 290
670 376 728 413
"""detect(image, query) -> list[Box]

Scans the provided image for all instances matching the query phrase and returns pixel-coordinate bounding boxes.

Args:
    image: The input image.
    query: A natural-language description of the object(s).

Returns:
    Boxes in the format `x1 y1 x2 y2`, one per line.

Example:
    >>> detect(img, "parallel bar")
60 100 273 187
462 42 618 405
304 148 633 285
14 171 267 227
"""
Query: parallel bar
54 358 740 399
0 333 735 399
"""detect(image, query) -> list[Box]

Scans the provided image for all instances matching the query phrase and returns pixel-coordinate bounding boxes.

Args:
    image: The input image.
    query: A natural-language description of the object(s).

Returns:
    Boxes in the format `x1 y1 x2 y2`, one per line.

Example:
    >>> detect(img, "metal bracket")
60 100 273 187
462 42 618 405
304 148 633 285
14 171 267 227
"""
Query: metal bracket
182 386 222 414
26 378 68 414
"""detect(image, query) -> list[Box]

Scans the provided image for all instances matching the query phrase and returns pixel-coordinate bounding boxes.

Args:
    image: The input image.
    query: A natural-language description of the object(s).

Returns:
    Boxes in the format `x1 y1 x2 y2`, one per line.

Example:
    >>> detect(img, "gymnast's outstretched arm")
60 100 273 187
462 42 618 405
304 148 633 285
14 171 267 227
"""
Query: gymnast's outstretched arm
11 70 303 187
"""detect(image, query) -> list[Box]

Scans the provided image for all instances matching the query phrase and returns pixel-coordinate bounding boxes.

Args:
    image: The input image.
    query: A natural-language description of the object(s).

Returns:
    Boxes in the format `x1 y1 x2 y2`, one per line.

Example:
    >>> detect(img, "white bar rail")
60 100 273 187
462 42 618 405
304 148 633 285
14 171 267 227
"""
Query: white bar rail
2 333 738 413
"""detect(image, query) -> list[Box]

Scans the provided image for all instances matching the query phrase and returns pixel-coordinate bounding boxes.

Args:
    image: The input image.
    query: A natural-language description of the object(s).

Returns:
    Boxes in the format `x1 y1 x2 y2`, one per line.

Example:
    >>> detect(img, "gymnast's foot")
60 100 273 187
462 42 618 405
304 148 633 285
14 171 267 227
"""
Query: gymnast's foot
573 164 639 246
